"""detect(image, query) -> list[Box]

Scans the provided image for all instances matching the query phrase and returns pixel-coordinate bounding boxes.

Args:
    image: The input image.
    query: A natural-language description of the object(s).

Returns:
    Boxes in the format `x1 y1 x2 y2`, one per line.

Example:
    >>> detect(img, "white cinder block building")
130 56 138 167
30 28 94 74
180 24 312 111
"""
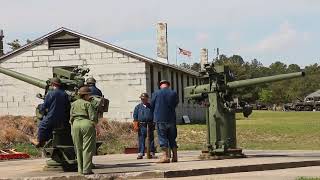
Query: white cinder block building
0 27 205 123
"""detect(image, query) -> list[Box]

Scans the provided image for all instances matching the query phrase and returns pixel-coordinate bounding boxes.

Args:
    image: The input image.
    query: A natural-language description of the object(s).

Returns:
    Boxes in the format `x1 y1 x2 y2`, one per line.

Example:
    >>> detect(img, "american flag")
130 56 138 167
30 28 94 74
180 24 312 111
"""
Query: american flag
178 47 192 57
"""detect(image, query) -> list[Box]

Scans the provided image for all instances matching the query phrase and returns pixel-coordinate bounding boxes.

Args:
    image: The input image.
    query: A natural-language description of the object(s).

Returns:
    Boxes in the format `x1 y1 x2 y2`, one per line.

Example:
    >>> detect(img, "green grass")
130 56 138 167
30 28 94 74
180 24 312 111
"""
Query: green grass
0 143 41 157
178 111 320 150
13 143 41 157
296 177 320 180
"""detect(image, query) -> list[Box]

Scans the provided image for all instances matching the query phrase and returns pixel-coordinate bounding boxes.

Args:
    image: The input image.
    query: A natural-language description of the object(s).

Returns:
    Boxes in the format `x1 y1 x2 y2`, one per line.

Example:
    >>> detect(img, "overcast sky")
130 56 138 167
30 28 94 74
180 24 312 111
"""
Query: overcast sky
1 0 319 67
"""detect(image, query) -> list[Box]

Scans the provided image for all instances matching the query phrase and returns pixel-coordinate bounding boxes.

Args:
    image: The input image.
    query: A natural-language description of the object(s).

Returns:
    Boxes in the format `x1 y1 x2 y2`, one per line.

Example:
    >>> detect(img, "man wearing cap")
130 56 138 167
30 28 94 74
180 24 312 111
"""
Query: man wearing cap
70 86 98 175
35 77 70 147
151 80 179 163
86 77 102 97
133 93 155 159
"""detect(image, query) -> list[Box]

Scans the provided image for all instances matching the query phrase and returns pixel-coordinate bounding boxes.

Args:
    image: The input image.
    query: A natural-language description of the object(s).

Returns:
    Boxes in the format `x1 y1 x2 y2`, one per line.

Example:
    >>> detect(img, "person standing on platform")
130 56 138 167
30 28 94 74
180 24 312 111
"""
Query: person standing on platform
133 93 156 159
151 80 179 163
70 86 98 175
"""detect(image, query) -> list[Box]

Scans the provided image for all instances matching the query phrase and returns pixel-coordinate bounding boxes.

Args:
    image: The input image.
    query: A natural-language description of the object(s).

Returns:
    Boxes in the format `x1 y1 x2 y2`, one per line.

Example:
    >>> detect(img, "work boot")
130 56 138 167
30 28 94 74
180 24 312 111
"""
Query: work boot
157 148 170 163
137 154 143 159
150 152 157 159
171 148 178 162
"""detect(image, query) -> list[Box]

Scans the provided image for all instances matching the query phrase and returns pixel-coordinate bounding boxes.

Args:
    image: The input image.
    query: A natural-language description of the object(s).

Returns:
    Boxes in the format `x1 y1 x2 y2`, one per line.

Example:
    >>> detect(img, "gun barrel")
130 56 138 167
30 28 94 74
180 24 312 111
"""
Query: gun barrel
227 72 305 89
0 67 47 89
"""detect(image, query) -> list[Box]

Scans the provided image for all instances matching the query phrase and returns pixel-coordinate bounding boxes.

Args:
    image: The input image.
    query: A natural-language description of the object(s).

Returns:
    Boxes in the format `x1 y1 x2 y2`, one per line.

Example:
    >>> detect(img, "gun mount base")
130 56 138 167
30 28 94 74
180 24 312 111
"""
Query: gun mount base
42 129 103 172
43 159 77 172
42 128 78 172
200 148 246 160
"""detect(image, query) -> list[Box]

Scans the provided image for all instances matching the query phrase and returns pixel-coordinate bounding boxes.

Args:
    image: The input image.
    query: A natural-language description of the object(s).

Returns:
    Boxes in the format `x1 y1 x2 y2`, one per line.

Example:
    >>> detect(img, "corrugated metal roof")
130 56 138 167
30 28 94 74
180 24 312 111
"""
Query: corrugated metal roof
0 27 199 76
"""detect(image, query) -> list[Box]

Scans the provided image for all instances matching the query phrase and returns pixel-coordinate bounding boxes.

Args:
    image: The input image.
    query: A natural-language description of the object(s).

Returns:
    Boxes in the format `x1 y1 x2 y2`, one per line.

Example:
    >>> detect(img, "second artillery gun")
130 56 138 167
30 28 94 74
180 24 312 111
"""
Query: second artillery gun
0 66 109 171
184 63 305 159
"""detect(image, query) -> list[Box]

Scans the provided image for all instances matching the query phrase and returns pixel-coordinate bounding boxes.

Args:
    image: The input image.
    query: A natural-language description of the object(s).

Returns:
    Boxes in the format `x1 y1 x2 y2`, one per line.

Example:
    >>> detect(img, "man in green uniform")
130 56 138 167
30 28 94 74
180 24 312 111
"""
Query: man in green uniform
70 86 98 175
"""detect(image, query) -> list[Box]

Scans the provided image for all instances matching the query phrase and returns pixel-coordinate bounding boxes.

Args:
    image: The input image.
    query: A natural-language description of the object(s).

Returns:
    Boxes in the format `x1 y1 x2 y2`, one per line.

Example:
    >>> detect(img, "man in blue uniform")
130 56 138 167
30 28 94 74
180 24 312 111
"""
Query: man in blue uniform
151 80 179 163
35 77 70 147
86 77 102 97
133 93 155 159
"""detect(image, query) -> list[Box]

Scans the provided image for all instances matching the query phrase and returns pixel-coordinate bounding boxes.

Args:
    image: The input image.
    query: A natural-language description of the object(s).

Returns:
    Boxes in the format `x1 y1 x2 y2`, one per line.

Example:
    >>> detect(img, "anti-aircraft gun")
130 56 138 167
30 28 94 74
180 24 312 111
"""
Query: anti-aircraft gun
184 63 305 159
0 66 109 171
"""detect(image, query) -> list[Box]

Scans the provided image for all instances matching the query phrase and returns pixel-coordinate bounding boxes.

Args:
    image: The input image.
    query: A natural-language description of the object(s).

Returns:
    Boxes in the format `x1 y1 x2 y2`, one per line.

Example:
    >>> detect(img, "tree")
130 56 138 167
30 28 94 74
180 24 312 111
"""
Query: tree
191 63 200 72
26 39 32 44
229 55 244 65
287 64 301 72
7 39 21 50
251 59 263 68
179 63 190 69
7 39 32 51
180 54 319 104
259 89 273 104
269 61 287 74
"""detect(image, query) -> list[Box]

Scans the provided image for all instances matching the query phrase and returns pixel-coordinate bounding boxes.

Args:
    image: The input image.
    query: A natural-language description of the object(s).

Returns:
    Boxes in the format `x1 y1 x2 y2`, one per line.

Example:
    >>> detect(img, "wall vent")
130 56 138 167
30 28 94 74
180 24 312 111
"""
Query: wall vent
48 32 80 49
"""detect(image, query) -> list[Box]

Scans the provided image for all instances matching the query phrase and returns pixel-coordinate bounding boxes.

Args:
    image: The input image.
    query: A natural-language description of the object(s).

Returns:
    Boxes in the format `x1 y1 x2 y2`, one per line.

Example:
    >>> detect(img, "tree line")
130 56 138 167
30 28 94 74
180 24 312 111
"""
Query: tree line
180 55 320 104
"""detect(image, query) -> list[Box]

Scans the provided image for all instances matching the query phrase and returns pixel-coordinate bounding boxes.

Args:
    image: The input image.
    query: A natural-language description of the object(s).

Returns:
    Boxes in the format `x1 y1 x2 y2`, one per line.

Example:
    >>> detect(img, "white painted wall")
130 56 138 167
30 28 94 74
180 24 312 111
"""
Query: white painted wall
0 38 147 120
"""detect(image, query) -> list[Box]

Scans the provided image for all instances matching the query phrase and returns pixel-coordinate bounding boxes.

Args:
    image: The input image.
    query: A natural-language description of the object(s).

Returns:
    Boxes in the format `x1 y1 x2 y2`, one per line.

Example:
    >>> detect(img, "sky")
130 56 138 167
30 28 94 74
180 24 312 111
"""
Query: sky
0 0 319 67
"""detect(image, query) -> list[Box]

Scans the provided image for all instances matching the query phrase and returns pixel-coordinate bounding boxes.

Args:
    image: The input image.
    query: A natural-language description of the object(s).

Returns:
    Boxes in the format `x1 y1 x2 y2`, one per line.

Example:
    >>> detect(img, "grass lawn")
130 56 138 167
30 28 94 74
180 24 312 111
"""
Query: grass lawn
177 111 320 151
297 178 320 180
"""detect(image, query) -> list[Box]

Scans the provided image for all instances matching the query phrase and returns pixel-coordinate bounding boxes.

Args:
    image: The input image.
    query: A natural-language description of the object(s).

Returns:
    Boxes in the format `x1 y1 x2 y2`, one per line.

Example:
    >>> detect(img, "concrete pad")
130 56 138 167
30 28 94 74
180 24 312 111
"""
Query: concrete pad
157 166 320 180
0 150 320 179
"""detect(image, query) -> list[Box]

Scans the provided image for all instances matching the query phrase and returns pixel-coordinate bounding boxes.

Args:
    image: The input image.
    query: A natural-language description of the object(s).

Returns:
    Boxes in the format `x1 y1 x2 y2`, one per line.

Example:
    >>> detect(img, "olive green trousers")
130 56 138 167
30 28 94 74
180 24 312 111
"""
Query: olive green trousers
71 120 96 174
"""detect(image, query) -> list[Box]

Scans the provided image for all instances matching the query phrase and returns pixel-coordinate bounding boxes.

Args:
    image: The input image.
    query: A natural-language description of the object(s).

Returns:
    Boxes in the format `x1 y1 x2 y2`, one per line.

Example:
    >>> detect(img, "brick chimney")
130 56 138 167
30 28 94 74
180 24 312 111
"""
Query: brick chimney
0 30 4 57
156 22 168 64
200 48 208 70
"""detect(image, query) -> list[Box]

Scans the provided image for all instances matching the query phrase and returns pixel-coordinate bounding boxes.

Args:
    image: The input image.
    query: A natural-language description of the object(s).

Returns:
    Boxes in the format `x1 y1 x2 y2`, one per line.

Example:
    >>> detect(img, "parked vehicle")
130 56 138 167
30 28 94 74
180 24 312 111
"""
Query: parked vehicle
284 90 320 111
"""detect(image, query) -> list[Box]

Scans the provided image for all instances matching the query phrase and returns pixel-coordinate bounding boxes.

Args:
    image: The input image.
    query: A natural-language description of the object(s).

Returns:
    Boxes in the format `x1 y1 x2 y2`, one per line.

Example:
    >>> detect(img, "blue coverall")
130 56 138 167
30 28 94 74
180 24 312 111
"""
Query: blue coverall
133 103 155 155
38 88 70 142
88 85 102 97
151 87 179 149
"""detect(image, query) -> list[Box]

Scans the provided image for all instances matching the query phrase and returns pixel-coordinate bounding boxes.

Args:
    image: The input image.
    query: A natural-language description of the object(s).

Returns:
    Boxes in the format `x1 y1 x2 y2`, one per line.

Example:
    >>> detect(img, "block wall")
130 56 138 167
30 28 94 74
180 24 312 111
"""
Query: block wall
0 38 147 120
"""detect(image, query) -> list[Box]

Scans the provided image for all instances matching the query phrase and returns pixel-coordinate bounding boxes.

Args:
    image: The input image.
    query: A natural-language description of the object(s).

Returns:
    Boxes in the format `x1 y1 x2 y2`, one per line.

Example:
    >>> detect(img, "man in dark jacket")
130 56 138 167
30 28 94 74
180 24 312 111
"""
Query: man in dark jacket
86 77 102 97
151 80 179 163
36 77 70 147
133 93 155 159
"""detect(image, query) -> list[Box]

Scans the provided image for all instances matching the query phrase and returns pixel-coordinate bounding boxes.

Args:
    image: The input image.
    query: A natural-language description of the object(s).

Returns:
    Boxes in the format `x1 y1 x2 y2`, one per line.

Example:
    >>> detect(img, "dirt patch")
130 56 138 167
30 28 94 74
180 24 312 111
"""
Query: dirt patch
0 116 37 147
0 116 137 155
96 118 138 154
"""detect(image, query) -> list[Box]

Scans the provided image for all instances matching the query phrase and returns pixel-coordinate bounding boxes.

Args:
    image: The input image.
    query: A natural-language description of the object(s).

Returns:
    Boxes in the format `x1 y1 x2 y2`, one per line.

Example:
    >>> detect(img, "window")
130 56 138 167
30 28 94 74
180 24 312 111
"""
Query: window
192 77 195 85
187 76 189 86
181 74 184 103
158 71 162 89
171 71 174 90
150 65 154 94
176 72 179 101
